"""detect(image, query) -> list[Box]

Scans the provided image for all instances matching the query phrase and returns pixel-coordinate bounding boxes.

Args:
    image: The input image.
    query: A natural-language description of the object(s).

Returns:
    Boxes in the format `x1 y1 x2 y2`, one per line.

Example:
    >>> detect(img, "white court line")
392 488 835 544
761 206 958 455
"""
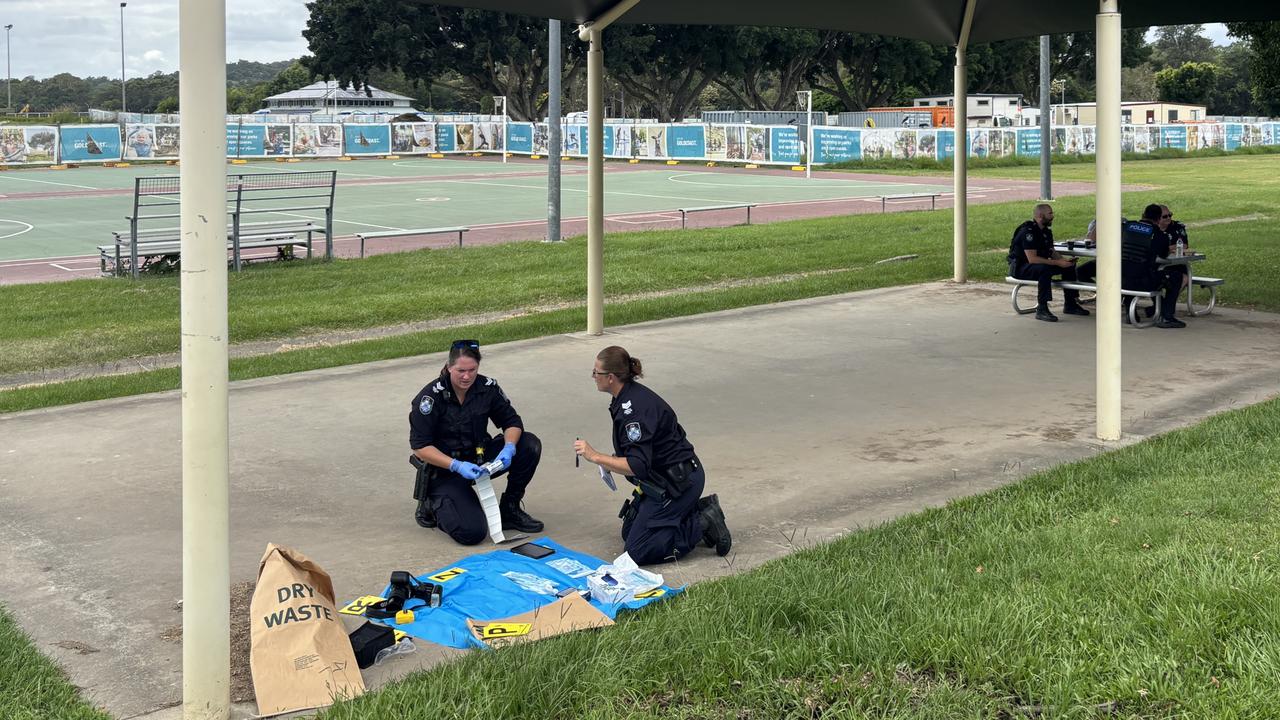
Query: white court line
0 219 35 240
0 174 99 190
433 177 732 205
260 209 405 231
610 213 682 225
50 262 97 272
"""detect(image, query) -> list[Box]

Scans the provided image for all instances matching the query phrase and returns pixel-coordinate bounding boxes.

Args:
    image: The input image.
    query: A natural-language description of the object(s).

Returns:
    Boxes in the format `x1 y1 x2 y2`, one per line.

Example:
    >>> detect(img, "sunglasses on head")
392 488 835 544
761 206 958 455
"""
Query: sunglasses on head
451 339 480 350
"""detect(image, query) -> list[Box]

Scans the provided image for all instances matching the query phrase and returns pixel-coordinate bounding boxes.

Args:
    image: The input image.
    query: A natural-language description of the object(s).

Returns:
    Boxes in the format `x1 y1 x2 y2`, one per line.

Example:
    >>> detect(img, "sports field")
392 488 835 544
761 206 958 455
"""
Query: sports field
0 156 969 273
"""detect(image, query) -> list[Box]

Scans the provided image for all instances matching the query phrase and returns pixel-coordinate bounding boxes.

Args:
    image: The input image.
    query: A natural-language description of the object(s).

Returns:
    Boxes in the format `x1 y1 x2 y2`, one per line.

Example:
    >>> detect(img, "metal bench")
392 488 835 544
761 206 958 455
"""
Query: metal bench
1004 277 1162 328
1186 276 1224 317
356 226 471 257
880 193 942 212
100 220 320 276
676 203 756 229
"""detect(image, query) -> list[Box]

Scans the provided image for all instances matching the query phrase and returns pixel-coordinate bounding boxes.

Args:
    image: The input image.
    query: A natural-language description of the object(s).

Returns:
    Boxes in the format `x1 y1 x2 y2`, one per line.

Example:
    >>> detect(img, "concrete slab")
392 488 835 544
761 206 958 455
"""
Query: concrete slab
2 282 1279 719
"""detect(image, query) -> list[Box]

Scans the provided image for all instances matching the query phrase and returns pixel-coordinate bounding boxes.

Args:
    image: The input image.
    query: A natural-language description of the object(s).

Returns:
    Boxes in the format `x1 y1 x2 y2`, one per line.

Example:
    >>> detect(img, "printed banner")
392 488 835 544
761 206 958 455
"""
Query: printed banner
264 125 292 156
1016 128 1041 156
1160 125 1187 150
812 128 859 163
474 122 504 152
391 123 436 154
1224 124 1244 151
667 125 707 159
436 124 456 153
607 125 630 158
227 124 266 157
293 123 343 156
1 126 57 165
58 125 121 163
344 124 390 155
936 129 956 160
507 123 533 154
769 127 800 164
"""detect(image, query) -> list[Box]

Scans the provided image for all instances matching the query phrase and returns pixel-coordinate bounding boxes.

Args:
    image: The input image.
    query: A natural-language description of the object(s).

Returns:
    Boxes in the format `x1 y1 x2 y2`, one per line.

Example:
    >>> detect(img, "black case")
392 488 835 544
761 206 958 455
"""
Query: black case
348 621 396 669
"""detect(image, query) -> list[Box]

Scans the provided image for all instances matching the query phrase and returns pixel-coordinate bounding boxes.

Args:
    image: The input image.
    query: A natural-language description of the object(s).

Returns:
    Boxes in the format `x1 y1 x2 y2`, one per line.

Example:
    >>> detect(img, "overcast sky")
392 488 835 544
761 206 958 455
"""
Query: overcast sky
3 0 310 80
0 3 1239 81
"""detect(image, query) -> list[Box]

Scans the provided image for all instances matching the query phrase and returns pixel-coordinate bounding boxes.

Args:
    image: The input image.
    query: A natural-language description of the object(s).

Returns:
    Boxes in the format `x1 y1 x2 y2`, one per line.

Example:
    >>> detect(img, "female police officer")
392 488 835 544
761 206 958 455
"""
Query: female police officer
409 340 544 544
574 346 731 564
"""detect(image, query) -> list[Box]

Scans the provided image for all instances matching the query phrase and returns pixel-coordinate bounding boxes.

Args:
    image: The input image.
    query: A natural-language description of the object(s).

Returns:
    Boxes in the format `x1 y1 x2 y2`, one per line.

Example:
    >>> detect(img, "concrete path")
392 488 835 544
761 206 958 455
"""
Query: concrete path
3 282 1279 719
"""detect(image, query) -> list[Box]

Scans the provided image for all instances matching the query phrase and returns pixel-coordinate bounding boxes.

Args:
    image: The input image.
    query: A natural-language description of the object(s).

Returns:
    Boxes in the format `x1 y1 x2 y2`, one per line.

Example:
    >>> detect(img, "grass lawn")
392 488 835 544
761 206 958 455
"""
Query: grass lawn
2 153 1279 718
314 393 1280 719
3 153 1279 413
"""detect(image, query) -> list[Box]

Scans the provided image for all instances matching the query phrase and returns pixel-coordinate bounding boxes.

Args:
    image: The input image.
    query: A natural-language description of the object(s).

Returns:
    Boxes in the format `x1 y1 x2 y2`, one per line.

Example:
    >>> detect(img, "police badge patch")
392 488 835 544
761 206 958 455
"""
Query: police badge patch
625 422 642 442
419 396 435 415
621 400 633 415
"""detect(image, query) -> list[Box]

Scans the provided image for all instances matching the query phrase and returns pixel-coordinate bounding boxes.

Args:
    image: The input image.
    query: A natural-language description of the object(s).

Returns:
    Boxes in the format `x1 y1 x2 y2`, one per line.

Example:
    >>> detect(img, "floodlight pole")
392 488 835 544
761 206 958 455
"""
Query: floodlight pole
179 0 230 715
492 95 507 163
1095 0 1122 441
1039 35 1052 201
119 2 127 114
579 0 642 335
797 90 812 178
547 18 562 242
4 25 11 113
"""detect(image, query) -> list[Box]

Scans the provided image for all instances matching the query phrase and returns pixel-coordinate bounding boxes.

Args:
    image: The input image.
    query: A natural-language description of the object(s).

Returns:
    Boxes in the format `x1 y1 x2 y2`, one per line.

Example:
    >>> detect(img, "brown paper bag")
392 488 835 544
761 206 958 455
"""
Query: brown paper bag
466 592 613 648
250 544 364 717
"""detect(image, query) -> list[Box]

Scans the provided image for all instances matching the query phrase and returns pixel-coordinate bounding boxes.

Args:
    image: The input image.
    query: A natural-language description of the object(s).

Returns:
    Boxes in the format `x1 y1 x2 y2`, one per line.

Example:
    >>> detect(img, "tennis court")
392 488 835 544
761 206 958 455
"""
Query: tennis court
0 155 1063 282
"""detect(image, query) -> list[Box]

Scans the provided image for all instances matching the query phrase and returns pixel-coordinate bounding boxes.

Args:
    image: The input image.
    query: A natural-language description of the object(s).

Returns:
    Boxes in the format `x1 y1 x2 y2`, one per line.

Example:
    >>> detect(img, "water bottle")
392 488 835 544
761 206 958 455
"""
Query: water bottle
1176 238 1184 257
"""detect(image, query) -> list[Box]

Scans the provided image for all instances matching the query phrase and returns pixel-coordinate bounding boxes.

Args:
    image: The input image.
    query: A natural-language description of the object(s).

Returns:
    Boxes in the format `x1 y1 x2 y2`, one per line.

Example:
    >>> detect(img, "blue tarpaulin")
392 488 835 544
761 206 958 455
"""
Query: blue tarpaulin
342 537 680 650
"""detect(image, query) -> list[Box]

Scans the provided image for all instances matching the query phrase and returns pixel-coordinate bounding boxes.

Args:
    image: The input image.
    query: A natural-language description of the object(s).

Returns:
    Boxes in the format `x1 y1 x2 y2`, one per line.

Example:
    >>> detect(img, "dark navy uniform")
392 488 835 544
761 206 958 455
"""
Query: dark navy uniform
609 380 705 565
1121 219 1182 321
1007 220 1092 305
409 372 541 545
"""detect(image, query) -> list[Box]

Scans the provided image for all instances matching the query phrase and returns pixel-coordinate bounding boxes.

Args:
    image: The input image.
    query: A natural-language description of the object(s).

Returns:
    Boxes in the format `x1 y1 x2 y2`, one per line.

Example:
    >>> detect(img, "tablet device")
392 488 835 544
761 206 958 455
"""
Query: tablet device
510 542 555 559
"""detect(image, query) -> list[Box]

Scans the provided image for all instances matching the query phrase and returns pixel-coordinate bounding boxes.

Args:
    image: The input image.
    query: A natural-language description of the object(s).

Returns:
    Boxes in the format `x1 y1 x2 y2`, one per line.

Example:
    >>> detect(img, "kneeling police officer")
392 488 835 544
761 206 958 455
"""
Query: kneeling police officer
408 340 544 545
574 345 731 565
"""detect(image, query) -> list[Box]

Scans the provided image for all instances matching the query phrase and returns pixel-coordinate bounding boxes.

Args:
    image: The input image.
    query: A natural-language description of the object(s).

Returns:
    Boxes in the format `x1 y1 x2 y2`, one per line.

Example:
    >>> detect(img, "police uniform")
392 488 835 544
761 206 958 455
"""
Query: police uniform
609 380 709 565
409 371 542 545
1121 219 1182 321
1007 219 1092 307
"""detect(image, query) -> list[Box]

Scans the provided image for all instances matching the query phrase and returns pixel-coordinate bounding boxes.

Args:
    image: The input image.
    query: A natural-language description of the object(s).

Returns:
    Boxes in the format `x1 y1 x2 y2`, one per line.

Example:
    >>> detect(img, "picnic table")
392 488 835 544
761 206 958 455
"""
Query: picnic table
1053 242 1220 316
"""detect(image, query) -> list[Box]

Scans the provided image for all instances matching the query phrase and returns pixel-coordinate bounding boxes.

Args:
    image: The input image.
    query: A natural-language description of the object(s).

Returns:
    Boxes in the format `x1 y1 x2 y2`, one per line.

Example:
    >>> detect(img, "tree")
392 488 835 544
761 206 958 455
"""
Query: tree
711 28 836 111
601 24 744 121
1149 25 1216 70
807 34 950 111
1226 22 1280 116
1211 42 1255 115
303 0 584 120
155 96 179 113
1155 62 1219 106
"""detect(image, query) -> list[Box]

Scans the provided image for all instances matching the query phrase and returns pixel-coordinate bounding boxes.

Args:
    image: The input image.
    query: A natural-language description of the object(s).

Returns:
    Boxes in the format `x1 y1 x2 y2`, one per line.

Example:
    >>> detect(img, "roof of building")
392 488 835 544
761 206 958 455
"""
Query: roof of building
265 81 414 103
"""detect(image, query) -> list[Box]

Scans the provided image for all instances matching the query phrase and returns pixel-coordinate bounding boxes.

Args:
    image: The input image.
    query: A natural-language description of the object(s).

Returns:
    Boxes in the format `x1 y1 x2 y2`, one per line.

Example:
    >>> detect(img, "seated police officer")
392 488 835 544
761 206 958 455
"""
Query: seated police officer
408 340 544 544
1121 205 1186 329
574 346 731 565
1008 203 1093 322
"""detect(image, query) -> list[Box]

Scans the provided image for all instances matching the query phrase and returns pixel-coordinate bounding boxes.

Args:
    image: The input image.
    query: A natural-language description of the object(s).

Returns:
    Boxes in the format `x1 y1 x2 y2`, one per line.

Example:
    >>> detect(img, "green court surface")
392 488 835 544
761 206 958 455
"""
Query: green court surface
0 157 952 262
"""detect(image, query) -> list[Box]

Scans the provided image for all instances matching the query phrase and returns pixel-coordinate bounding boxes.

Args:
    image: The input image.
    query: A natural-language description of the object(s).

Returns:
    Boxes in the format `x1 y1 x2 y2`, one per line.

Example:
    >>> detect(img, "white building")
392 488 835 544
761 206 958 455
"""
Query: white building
263 81 418 115
913 93 1028 127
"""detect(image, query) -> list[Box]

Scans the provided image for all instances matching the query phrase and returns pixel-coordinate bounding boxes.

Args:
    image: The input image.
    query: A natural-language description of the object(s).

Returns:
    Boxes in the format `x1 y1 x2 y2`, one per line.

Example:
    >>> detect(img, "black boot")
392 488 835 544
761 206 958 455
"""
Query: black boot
415 499 437 529
500 495 544 533
697 494 732 556
1063 299 1090 316
1035 304 1059 322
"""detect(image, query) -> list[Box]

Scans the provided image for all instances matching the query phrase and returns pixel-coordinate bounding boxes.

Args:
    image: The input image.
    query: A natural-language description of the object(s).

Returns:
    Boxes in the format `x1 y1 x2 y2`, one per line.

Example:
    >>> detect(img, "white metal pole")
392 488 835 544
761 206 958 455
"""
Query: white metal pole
501 96 508 163
119 2 127 114
180 0 230 714
586 28 604 335
547 19 562 243
806 91 812 179
1095 0 1122 441
952 47 968 283
4 25 11 113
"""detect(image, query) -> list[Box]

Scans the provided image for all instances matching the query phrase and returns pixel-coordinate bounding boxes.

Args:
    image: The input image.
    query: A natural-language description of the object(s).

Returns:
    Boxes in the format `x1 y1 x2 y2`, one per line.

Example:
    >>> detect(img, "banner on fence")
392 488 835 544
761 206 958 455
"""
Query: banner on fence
344 124 390 155
770 127 800 164
507 122 534 154
667 125 706 159
58 125 119 163
293 123 343 156
227 124 266 157
1 126 58 165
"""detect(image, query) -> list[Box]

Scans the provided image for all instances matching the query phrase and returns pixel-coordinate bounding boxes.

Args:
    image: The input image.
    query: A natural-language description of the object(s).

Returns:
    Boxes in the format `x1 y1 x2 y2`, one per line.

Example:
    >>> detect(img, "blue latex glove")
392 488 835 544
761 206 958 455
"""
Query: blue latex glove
449 459 484 481
495 442 517 470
